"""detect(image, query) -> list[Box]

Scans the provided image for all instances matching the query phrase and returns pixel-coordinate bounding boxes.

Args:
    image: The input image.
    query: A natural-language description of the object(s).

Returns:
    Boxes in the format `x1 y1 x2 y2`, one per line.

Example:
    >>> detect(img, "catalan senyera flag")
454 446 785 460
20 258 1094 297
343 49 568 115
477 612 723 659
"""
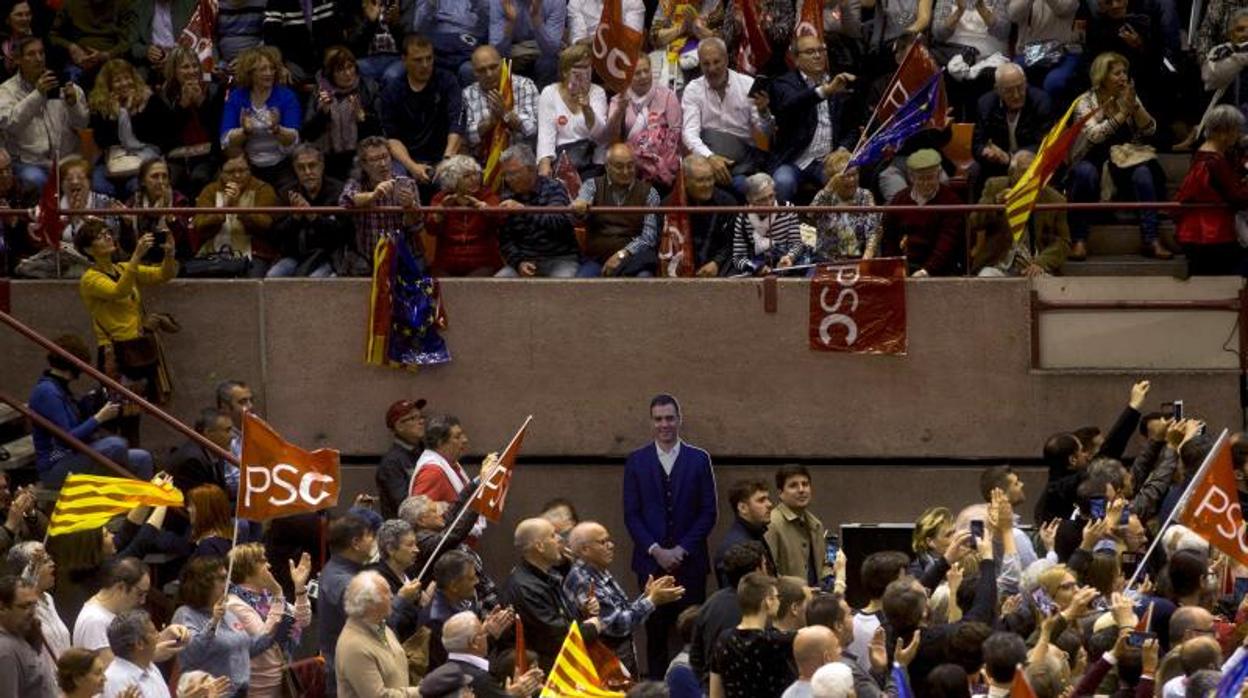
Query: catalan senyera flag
482 60 514 193
591 0 644 94
49 474 184 536
237 412 341 521
541 622 626 698
658 166 694 277
469 415 532 523
1003 101 1094 243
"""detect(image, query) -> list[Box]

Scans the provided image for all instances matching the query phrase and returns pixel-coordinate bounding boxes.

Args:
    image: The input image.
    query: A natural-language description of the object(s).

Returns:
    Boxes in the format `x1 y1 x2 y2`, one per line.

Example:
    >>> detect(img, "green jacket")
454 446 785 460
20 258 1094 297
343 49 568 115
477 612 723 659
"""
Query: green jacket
969 175 1071 274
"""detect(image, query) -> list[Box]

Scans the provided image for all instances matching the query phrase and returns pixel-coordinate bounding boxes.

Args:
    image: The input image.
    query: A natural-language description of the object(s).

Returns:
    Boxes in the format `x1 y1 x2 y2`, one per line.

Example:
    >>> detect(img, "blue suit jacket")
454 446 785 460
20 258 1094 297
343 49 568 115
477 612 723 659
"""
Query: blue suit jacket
622 441 717 600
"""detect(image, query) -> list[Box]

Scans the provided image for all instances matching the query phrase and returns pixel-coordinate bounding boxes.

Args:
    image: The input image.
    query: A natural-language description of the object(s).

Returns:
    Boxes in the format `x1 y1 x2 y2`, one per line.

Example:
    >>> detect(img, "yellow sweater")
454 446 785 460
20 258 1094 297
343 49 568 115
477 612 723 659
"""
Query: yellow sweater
79 261 176 345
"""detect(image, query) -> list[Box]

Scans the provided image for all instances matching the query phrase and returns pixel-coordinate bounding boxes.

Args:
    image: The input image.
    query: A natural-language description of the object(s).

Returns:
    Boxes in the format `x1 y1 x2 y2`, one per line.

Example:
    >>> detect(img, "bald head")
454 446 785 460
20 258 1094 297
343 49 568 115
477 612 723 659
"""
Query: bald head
1170 606 1215 646
605 143 636 187
1180 636 1222 675
794 625 840 679
471 45 504 92
568 521 606 554
515 518 560 569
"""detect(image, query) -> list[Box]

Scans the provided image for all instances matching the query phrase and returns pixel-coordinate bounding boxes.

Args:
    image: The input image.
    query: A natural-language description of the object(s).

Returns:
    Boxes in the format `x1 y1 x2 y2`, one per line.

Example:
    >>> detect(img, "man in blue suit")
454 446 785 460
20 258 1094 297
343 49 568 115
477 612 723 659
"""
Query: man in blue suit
622 394 718 679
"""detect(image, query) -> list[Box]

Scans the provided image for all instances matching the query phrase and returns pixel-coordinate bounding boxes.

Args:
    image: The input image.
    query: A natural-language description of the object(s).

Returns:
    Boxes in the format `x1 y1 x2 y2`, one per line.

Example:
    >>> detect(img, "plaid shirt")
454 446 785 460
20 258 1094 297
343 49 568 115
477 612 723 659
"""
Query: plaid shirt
339 175 424 259
562 559 655 639
462 75 540 150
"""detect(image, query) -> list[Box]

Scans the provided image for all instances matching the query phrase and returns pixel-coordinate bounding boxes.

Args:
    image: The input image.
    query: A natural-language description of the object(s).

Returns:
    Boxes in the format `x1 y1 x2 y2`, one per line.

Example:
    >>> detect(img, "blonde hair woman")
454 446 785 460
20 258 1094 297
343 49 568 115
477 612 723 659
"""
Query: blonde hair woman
87 59 163 200
807 149 882 261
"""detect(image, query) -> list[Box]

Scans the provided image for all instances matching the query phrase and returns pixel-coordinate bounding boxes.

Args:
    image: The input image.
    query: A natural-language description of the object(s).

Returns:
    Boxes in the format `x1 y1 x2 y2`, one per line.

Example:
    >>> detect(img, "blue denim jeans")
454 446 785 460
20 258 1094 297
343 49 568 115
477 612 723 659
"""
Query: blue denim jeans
357 54 403 84
267 257 333 278
14 162 49 190
772 160 827 204
39 435 155 488
1017 53 1084 106
1067 160 1159 243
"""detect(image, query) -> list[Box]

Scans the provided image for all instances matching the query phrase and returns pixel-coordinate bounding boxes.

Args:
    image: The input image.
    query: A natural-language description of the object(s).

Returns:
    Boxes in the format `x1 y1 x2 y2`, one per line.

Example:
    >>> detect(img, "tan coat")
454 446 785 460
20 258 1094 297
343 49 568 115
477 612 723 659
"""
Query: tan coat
764 503 833 583
335 617 421 698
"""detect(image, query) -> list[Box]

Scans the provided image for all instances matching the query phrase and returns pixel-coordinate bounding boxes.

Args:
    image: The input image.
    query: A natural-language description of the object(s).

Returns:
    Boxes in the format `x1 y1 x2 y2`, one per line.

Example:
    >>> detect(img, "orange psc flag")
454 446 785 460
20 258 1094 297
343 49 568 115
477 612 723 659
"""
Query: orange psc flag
1010 666 1037 698
1179 430 1248 567
470 416 532 523
238 412 341 521
591 0 643 93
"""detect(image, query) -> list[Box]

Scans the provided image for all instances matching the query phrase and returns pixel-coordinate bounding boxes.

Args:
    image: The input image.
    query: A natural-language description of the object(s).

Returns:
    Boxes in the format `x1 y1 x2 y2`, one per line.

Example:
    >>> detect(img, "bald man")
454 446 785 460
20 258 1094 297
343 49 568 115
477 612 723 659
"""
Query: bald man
501 518 602 670
570 143 663 277
462 45 539 157
562 521 684 674
784 625 842 698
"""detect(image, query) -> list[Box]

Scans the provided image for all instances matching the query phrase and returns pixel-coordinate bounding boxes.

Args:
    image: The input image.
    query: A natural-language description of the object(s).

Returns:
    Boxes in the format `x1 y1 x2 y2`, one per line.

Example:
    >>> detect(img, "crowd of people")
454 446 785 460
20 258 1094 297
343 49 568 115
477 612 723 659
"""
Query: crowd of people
9 353 1248 698
4 0 1248 281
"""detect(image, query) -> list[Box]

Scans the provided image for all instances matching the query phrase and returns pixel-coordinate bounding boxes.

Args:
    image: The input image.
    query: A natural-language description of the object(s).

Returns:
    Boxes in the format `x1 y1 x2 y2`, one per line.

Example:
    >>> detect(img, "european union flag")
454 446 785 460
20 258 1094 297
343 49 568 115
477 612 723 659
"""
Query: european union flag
366 235 451 370
1217 652 1248 698
849 72 944 169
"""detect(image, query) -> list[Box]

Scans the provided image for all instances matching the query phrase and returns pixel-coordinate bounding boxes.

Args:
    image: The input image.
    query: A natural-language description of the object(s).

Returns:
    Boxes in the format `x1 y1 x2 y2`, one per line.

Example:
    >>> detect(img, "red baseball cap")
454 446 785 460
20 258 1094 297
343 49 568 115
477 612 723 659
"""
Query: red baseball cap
385 399 427 430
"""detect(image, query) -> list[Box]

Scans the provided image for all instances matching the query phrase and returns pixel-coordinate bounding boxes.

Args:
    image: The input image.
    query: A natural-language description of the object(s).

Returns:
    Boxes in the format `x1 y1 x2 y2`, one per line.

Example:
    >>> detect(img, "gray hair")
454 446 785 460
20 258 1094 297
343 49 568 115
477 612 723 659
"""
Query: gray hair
424 415 461 450
500 143 537 170
397 494 435 529
1228 8 1248 34
567 521 604 555
744 173 774 199
436 155 484 194
441 610 481 653
291 143 324 163
376 519 414 560
1008 150 1035 177
1206 104 1246 136
994 62 1025 85
344 570 388 619
6 542 44 585
107 610 152 661
683 154 710 178
699 36 727 57
176 671 215 695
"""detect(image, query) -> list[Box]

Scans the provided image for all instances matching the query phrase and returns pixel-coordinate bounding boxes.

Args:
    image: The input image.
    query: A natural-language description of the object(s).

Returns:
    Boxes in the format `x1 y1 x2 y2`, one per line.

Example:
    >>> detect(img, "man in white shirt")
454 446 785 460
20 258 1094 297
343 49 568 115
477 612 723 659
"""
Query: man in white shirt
102 610 183 698
0 37 88 190
680 37 772 197
566 0 645 43
73 558 150 665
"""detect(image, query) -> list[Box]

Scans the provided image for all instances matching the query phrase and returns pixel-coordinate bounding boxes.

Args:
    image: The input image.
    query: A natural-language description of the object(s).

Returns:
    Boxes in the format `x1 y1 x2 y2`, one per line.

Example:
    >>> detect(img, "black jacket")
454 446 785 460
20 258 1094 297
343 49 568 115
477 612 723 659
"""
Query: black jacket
768 70 850 167
713 517 775 589
449 657 510 698
666 188 736 273
375 439 420 519
272 177 351 260
689 587 740 683
167 440 229 497
972 88 1054 168
501 560 599 671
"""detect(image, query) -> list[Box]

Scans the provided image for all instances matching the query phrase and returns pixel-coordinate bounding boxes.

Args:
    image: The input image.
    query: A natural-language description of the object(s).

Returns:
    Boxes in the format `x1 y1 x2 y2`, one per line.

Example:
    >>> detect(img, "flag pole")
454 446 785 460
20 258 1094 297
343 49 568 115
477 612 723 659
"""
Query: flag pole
1125 429 1229 590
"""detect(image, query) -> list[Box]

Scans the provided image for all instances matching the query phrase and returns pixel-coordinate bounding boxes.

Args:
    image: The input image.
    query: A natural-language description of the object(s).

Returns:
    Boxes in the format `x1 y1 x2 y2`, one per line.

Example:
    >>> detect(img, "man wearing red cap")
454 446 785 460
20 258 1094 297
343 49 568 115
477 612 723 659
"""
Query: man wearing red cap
409 415 473 505
376 398 427 519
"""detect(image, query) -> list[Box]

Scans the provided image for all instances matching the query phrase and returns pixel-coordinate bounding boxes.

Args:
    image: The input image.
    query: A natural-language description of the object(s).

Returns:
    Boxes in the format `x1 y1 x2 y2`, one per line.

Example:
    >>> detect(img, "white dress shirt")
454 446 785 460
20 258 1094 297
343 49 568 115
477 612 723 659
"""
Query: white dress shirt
656 439 682 476
680 70 772 158
567 0 646 43
104 656 172 698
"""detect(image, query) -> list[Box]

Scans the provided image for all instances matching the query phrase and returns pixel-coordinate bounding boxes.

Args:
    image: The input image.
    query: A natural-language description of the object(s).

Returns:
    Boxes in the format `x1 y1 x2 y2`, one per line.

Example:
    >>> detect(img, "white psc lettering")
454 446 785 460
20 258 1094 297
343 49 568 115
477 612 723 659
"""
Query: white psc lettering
244 463 334 509
1190 484 1248 553
818 266 862 347
592 24 634 82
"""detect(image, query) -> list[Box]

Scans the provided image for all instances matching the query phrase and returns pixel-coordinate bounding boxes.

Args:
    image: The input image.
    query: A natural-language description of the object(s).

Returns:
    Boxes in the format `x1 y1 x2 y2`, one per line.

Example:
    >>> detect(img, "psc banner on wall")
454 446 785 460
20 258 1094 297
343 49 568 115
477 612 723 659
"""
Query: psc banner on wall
809 257 907 355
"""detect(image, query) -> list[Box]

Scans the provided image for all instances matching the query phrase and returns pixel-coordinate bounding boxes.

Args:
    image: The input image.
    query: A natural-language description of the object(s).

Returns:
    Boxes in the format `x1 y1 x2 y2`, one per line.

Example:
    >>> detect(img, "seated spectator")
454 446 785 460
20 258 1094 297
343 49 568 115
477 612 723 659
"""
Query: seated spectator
1 0 35 81
1010 0 1081 104
564 521 685 674
880 148 967 277
1067 52 1166 261
216 0 266 67
407 0 489 86
709 572 797 698
260 0 342 85
6 541 69 660
0 575 58 693
571 143 662 278
442 610 545 697
806 150 882 261
226 544 313 698
188 485 239 558
318 514 377 690
220 46 302 188
58 157 124 250
335 570 420 697
381 35 464 187
488 0 564 87
47 0 129 85
536 43 608 181
56 647 108 698
721 0 795 76
73 557 150 664
302 46 383 182
495 144 580 278
931 0 1010 104
604 53 682 191
567 0 644 43
427 155 502 277
125 0 194 80
339 135 424 276
462 45 539 163
0 146 41 273
0 37 89 189
661 154 735 277
268 144 350 278
680 38 772 198
377 399 426 519
346 0 404 84
28 333 154 486
157 45 223 200
769 34 855 204
969 150 1071 277
730 173 805 276
173 555 293 693
174 671 232 697
124 158 194 263
973 64 1054 185
87 59 164 200
191 147 279 276
647 0 719 93
1175 104 1248 276
168 408 233 496
1084 0 1166 110
1202 9 1248 115
102 609 190 697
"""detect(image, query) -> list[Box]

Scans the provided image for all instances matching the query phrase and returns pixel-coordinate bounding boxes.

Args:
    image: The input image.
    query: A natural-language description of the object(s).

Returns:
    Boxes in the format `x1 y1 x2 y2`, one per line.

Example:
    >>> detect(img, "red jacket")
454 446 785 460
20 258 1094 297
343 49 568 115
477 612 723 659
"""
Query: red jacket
1175 150 1248 245
426 190 503 275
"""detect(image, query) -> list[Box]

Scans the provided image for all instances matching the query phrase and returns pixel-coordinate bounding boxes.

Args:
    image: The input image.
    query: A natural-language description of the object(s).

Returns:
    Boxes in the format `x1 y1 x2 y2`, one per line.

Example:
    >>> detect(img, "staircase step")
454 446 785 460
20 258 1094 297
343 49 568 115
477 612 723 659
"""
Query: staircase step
1086 222 1179 255
0 435 35 471
1064 254 1187 276
1157 152 1192 184
0 404 20 428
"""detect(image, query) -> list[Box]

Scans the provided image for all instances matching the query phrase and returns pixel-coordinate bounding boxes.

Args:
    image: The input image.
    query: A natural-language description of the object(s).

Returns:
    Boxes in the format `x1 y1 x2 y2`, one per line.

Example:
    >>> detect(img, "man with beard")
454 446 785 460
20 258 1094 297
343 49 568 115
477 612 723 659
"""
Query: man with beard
714 479 776 588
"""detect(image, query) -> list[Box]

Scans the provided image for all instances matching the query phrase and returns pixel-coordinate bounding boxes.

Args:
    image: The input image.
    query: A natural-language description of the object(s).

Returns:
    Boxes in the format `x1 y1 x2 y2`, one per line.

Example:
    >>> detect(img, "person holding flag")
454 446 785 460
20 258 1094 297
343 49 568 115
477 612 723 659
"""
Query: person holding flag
969 150 1071 277
463 46 538 169
568 0 645 43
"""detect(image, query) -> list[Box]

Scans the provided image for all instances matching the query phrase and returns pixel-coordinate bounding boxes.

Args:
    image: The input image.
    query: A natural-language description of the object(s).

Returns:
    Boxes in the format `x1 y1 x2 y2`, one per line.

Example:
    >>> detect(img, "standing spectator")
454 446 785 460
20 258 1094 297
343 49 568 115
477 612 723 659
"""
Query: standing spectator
880 149 967 277
1067 52 1166 261
846 551 910 672
623 393 718 679
708 572 796 698
335 570 421 697
87 59 164 200
126 0 194 80
339 135 424 276
220 46 302 188
427 155 503 277
46 526 115 628
536 43 608 181
318 514 377 695
1174 104 1248 276
0 575 58 694
408 0 490 85
570 143 662 278
55 647 108 698
766 466 833 587
769 35 855 204
124 158 195 263
365 519 426 643
1201 9 1248 112
158 45 223 200
400 493 498 609
102 610 190 698
604 53 682 191
567 0 644 43
6 542 70 661
973 64 1054 185
172 556 293 693
488 0 565 87
721 0 796 76
909 507 958 579
729 173 805 276
807 150 882 261
495 144 580 278
409 414 473 504
73 557 150 664
187 485 238 558
715 480 776 588
0 37 88 189
381 35 464 187
462 45 539 163
215 0 266 66
191 148 279 276
268 144 350 278
688 542 767 683
969 150 1070 277
377 398 427 519
261 0 343 85
346 0 405 84
302 47 383 182
226 544 313 698
418 549 498 669
47 0 131 84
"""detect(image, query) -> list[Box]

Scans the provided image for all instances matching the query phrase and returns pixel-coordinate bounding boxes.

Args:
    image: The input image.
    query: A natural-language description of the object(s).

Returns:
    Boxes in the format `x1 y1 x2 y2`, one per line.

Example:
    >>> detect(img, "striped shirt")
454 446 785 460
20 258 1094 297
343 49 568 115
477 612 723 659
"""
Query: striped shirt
215 0 266 64
730 207 805 273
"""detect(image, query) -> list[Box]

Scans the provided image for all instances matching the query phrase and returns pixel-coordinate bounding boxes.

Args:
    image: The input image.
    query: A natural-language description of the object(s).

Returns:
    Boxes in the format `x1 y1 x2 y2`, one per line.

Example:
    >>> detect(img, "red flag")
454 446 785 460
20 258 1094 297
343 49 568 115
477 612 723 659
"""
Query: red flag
515 615 529 674
1180 431 1248 567
178 0 218 75
735 0 772 75
591 0 644 94
658 167 694 277
867 42 947 134
34 158 62 249
238 413 341 521
555 151 583 200
809 258 907 354
1010 667 1037 698
795 0 824 38
1136 601 1154 632
469 416 531 523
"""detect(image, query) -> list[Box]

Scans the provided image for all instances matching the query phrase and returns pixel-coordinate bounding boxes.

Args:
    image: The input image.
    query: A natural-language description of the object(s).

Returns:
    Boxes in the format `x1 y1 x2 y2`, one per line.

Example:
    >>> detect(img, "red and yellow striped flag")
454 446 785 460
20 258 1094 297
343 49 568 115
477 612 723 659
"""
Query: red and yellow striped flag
365 235 397 366
49 474 184 536
1003 100 1094 242
483 60 515 193
541 622 625 698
